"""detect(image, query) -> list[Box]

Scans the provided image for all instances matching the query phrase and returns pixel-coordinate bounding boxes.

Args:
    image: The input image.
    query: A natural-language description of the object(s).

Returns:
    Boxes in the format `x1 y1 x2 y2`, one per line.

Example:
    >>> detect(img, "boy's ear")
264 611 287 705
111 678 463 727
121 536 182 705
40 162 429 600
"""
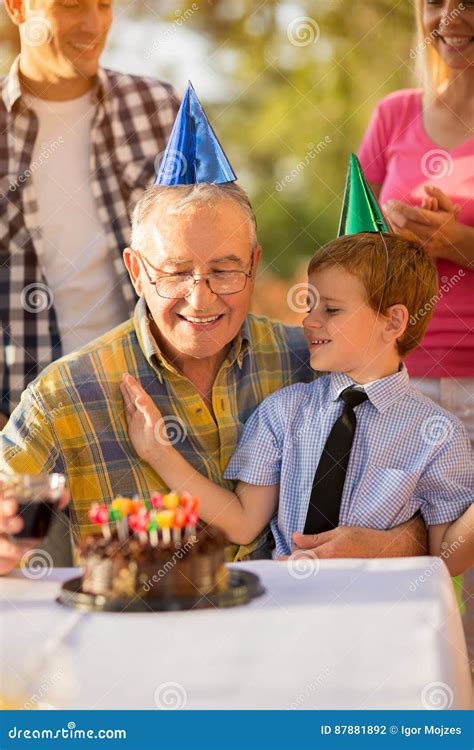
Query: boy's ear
383 304 409 343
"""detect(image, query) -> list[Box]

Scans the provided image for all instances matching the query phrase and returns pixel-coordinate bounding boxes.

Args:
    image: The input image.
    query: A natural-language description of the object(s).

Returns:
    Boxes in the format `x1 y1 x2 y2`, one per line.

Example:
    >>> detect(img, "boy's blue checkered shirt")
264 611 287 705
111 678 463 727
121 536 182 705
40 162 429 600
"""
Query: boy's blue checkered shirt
224 365 473 557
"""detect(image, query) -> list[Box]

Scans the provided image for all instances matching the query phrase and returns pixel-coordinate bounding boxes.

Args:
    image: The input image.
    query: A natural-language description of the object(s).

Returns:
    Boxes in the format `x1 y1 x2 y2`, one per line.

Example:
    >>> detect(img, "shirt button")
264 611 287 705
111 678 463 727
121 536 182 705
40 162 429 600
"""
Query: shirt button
196 408 203 415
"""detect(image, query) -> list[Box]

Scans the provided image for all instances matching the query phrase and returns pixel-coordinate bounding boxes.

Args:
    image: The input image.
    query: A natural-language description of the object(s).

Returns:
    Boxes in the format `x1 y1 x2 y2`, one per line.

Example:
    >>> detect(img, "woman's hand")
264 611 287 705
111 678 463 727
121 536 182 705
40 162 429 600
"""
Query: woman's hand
383 185 462 261
120 373 170 464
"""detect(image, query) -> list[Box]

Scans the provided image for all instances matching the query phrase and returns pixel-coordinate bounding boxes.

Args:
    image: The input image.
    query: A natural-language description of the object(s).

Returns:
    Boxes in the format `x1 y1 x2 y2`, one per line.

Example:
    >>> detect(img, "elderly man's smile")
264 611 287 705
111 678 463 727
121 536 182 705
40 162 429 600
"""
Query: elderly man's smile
176 312 226 331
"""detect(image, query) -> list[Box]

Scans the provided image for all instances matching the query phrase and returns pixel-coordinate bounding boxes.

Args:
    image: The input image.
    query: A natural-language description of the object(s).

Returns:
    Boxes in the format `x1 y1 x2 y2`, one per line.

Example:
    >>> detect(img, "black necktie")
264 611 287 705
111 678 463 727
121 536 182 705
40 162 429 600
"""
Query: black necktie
303 387 369 535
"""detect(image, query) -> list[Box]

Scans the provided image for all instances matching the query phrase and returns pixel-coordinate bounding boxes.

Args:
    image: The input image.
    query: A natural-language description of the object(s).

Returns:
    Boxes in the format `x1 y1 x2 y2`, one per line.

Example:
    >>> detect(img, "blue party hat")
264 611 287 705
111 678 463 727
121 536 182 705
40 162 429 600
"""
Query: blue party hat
155 82 237 186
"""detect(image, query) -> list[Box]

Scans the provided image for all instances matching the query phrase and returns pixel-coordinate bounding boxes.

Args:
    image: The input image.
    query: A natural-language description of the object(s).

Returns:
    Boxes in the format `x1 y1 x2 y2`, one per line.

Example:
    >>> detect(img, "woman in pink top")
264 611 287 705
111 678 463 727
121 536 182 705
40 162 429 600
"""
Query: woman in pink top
359 0 473 672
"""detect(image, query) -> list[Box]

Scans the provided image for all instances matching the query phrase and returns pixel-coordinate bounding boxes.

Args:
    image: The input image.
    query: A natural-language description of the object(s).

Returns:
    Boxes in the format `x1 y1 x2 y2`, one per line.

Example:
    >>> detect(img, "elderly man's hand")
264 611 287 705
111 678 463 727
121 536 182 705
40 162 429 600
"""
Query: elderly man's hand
121 373 170 464
280 517 427 560
285 528 388 560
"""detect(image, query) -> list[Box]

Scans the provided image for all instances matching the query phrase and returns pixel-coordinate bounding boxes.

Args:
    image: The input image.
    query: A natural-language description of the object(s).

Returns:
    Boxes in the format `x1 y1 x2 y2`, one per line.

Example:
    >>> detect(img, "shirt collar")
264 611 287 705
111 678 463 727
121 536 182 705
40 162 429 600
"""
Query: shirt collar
133 298 252 381
2 56 22 112
228 317 251 369
2 55 107 113
328 364 409 414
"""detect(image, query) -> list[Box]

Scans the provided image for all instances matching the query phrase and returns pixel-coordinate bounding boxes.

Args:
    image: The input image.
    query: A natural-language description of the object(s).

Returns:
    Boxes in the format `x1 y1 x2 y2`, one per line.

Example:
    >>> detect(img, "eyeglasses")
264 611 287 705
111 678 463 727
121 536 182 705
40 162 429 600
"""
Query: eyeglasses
134 249 255 299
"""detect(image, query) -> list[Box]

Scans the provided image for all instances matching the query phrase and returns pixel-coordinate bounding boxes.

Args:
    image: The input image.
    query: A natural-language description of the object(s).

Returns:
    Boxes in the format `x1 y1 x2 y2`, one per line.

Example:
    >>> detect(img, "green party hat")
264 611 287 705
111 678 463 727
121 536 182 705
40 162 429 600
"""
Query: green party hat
338 153 390 236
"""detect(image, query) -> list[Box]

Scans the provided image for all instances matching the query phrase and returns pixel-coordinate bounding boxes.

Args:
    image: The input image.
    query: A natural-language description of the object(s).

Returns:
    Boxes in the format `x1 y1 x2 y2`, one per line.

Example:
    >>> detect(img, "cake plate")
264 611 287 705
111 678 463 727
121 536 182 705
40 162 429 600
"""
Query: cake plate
57 569 265 613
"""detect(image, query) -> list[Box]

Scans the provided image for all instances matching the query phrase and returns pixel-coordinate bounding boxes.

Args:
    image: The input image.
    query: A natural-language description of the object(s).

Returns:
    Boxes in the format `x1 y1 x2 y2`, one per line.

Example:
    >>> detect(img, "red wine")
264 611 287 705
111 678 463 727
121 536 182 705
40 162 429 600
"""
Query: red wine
12 500 58 541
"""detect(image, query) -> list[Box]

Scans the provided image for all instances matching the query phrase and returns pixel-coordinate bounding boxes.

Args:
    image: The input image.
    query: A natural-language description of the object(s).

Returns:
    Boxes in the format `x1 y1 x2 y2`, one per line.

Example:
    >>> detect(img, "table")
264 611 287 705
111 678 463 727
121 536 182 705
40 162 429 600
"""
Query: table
0 558 471 709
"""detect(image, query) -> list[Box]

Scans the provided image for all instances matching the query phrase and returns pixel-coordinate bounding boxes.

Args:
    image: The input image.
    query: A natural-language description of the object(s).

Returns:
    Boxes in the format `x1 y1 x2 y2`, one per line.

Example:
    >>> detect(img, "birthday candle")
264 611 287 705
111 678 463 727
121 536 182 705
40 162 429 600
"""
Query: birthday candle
112 498 133 519
147 515 159 547
156 510 175 545
130 495 142 515
185 510 199 538
181 493 200 514
150 492 164 510
110 498 132 541
173 506 187 545
88 503 111 540
163 492 180 509
108 506 124 542
129 509 149 544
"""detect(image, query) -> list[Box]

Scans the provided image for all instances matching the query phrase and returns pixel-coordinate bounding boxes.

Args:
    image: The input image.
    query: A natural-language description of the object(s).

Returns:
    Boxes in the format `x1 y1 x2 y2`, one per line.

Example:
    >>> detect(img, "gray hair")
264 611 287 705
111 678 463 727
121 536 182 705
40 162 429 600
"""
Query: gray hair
130 183 258 252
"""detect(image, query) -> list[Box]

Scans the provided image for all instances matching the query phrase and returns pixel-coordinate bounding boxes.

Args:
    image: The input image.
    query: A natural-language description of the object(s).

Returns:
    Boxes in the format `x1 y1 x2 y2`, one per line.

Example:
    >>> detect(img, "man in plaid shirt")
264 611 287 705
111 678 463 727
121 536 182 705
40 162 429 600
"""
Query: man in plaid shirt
1 0 179 425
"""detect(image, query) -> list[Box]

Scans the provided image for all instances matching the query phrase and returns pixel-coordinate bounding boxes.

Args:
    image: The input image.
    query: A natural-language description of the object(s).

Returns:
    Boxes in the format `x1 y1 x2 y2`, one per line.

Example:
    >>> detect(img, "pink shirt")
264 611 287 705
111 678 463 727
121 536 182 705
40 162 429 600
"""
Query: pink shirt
358 89 473 378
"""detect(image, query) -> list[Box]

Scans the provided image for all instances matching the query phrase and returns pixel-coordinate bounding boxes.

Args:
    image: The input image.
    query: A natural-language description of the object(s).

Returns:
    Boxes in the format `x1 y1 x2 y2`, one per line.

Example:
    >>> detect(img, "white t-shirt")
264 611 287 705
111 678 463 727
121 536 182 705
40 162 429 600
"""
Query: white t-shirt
24 91 130 355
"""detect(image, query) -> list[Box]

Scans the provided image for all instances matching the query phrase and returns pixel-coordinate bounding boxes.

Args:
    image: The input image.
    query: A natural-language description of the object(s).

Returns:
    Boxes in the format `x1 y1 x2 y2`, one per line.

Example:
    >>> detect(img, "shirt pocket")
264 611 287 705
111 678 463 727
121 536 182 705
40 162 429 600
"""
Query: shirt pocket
350 464 420 529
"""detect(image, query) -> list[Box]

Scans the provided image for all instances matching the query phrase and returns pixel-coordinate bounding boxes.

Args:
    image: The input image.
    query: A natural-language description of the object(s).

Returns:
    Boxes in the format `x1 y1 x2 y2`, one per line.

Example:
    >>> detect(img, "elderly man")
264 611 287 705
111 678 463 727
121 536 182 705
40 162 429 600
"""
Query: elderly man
0 179 427 573
1 0 178 424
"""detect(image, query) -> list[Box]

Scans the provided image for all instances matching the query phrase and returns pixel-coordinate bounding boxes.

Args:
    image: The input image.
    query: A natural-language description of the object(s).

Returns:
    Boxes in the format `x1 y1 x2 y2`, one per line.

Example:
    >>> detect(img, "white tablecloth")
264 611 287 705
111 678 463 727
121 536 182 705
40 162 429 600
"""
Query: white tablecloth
0 558 471 709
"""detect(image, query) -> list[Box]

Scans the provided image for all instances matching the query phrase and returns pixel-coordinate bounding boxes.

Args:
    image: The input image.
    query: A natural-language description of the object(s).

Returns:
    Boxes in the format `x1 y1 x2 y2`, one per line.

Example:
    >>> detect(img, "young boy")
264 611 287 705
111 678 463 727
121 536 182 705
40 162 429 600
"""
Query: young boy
122 232 473 575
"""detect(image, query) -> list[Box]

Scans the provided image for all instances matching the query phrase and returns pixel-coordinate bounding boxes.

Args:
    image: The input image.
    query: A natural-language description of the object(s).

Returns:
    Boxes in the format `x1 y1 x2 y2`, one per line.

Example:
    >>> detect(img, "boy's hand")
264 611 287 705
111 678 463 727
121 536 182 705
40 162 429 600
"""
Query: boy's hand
120 373 170 463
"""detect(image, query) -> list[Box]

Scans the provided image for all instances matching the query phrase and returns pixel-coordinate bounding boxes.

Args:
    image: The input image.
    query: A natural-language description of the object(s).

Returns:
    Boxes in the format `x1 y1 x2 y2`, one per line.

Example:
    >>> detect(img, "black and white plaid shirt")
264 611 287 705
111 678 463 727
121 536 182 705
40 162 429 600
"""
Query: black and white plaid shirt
0 57 179 416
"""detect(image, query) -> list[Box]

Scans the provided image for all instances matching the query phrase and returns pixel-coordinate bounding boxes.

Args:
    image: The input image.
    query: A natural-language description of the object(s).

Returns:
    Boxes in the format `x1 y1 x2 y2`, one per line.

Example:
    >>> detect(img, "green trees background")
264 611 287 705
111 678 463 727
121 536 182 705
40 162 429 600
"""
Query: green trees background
1 0 418 316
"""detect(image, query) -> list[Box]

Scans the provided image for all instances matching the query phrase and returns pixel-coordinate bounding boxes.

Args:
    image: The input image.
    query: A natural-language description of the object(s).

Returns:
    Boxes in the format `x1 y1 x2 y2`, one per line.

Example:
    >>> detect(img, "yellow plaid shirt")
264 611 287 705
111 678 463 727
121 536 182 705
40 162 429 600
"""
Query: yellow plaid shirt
1 299 313 560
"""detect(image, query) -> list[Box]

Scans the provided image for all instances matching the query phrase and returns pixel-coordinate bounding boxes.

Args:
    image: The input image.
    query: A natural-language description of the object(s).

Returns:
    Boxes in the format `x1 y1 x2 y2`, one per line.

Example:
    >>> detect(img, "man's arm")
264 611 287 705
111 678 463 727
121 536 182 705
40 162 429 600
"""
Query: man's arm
288 515 427 559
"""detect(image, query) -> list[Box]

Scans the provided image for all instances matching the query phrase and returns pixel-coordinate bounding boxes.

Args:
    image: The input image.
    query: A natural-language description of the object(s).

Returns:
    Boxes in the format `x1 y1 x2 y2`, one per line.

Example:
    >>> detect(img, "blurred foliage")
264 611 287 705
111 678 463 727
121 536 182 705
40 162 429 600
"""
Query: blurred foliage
1 0 417 280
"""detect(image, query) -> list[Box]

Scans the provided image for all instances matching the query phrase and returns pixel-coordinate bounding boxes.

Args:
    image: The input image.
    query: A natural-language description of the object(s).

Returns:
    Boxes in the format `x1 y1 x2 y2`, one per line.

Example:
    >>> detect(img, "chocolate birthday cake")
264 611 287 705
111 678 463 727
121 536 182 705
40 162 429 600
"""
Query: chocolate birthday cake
78 493 229 600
